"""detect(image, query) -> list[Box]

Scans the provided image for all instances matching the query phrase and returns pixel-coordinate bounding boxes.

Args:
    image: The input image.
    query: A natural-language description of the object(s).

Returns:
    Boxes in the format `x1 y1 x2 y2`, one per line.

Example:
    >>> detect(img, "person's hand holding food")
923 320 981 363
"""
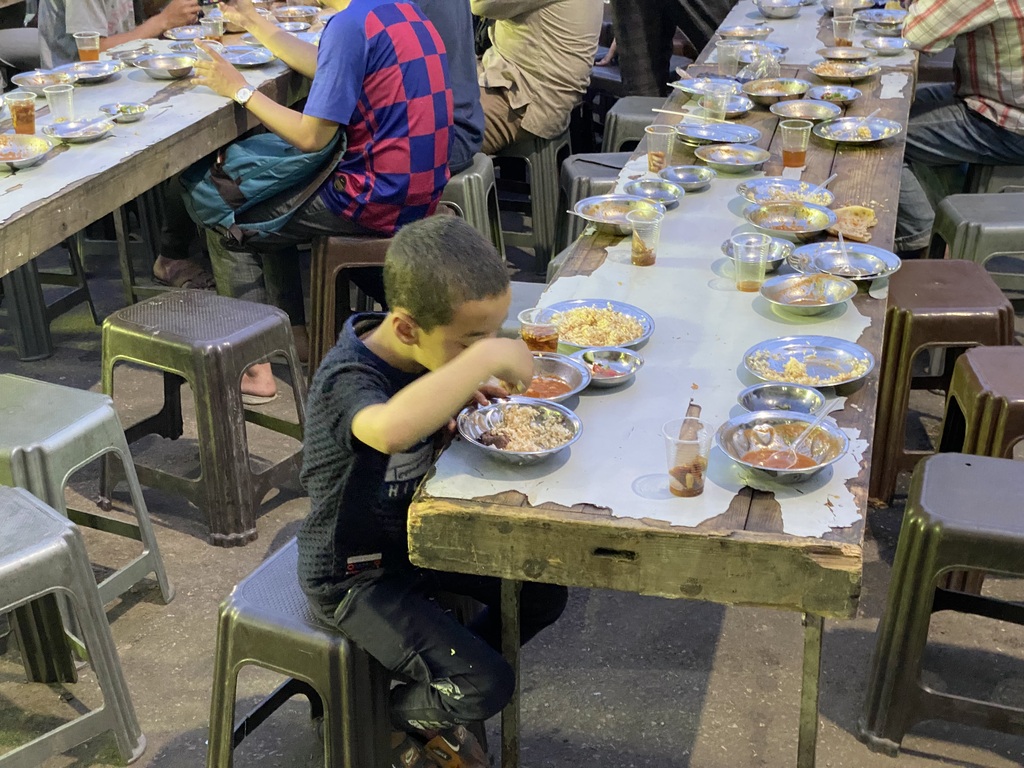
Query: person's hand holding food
192 41 248 100
159 0 201 29
220 0 260 31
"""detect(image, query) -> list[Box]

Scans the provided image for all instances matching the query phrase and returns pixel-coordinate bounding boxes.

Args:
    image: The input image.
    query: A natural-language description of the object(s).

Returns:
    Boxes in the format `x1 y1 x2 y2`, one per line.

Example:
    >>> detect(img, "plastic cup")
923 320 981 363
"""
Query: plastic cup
626 208 665 267
662 417 712 497
200 17 225 42
518 307 559 352
5 92 36 135
73 31 101 62
779 118 813 168
731 232 771 291
716 39 743 78
43 84 75 123
699 82 734 123
832 0 854 17
645 124 676 172
832 16 855 46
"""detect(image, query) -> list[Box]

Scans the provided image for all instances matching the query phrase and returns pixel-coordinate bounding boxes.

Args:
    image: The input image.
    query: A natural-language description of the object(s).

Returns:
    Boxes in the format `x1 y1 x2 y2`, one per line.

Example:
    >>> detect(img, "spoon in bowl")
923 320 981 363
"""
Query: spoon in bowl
767 400 840 468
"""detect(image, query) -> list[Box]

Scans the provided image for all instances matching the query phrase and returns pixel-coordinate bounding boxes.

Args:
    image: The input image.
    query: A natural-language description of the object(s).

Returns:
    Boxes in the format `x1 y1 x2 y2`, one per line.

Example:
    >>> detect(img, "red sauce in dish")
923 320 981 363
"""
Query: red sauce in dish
741 448 818 469
523 375 571 399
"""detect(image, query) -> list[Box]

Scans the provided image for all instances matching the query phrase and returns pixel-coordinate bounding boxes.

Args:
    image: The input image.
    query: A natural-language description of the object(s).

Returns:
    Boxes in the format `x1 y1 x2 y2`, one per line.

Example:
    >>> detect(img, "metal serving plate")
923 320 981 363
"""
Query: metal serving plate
11 70 75 96
821 0 873 13
743 335 875 387
863 36 910 55
571 347 644 388
718 24 774 40
721 236 793 273
866 22 903 37
622 178 685 209
743 202 837 240
759 272 858 316
676 121 761 146
736 41 788 64
169 41 197 53
669 76 741 97
527 352 591 402
55 60 123 83
222 46 276 67
457 397 582 466
736 177 835 207
659 165 716 192
134 54 195 80
805 84 861 105
164 25 203 40
572 194 666 234
789 241 901 281
816 46 871 62
724 94 755 118
854 8 908 25
769 98 842 122
43 117 116 143
808 59 882 82
99 102 148 122
694 143 770 173
741 77 811 105
813 116 903 143
546 299 655 351
0 135 52 170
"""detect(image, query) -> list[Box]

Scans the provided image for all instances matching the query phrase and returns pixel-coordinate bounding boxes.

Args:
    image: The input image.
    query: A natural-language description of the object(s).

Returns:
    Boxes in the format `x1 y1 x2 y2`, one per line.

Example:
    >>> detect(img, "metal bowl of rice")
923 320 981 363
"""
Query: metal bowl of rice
458 397 583 465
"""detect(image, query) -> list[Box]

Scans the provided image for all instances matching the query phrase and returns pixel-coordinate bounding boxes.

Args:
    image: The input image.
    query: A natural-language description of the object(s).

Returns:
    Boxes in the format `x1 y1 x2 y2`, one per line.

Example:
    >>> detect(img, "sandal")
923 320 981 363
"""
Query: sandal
391 734 435 768
241 392 278 406
153 257 216 290
423 726 488 768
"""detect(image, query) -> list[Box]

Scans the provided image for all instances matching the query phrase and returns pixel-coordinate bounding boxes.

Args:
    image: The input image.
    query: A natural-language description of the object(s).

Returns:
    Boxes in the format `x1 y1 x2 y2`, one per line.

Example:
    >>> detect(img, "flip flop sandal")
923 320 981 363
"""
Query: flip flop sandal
241 392 279 406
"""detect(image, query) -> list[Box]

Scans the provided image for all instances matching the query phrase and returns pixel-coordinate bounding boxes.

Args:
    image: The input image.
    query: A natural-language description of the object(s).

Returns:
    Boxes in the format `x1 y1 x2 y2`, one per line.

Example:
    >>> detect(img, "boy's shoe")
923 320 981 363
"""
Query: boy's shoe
422 725 489 768
391 733 435 768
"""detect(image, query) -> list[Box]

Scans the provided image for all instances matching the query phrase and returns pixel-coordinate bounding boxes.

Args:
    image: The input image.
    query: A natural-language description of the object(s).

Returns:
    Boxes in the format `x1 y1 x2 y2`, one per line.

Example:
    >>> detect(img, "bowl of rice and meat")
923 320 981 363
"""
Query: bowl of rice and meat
458 398 582 465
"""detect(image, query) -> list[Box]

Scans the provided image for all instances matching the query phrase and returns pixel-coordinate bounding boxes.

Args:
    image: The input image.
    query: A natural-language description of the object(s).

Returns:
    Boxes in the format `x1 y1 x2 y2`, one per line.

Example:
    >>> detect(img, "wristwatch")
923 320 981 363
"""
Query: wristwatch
233 86 255 106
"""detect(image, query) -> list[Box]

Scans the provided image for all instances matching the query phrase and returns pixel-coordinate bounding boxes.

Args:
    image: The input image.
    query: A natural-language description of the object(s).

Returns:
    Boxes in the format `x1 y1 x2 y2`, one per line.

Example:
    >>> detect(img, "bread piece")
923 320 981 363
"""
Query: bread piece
827 205 877 242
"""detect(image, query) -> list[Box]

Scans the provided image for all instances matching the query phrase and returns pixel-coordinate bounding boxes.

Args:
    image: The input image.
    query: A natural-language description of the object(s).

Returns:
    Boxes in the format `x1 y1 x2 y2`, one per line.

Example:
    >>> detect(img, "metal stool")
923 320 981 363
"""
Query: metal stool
860 453 1024 755
940 346 1024 459
0 487 145 767
440 153 505 259
557 152 630 251
0 374 173 608
601 96 664 152
869 260 1014 505
207 539 390 768
965 164 1024 194
928 192 1024 292
100 290 306 547
493 129 572 270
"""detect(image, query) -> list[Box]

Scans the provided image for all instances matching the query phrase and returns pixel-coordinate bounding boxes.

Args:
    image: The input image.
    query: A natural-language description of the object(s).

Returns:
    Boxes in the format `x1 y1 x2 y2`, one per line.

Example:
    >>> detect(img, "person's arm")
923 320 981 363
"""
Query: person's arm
352 337 535 454
470 0 559 21
97 0 201 51
192 42 339 152
903 0 1001 52
220 0 318 78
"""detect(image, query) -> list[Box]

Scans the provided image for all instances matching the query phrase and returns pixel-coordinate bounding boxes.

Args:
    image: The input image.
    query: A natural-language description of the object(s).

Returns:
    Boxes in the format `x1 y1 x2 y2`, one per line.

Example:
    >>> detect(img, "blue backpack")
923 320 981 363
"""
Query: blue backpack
181 131 344 245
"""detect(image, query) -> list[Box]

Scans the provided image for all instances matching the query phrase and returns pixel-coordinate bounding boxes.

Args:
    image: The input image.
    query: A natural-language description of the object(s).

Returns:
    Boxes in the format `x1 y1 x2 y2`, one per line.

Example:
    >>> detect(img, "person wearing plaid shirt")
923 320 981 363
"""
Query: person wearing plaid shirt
896 0 1024 254
192 0 454 401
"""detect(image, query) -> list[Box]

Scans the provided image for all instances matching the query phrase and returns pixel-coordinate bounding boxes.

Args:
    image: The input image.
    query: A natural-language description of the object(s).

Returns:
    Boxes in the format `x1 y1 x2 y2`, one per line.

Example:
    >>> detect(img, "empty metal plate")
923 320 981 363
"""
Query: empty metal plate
813 116 903 143
789 242 902 280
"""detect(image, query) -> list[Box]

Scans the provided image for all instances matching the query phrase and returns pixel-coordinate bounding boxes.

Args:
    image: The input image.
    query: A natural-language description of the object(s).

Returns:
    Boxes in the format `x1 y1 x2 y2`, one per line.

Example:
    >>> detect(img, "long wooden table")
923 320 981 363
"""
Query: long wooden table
408 29 917 768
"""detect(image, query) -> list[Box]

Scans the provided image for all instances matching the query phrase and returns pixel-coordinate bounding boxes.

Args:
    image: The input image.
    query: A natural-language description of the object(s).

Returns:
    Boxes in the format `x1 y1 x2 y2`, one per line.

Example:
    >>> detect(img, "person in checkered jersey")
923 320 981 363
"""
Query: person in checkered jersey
193 0 455 402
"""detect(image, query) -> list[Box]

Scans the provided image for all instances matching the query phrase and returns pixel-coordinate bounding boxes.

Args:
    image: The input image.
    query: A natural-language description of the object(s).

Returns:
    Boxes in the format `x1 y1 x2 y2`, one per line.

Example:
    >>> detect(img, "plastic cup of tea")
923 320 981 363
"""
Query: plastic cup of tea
779 118 813 169
832 15 856 46
73 31 101 62
200 17 225 42
518 307 560 352
832 0 854 17
644 124 676 172
730 232 772 291
715 40 743 79
625 208 665 267
699 82 734 123
43 84 75 124
662 417 712 497
5 92 37 135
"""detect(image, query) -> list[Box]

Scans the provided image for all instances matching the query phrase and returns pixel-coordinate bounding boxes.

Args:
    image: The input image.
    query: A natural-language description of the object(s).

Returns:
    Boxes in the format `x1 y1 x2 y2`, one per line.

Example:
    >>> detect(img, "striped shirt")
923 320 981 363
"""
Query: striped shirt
904 0 1024 134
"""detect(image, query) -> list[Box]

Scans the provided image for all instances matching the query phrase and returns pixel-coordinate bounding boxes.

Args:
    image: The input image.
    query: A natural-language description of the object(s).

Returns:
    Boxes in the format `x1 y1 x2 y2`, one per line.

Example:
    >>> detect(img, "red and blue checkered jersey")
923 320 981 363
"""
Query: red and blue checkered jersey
306 0 453 234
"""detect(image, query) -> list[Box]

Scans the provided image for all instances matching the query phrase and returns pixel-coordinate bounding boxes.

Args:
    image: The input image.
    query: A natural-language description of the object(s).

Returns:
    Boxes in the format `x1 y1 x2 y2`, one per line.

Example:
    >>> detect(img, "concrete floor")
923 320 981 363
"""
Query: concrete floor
3 256 1024 768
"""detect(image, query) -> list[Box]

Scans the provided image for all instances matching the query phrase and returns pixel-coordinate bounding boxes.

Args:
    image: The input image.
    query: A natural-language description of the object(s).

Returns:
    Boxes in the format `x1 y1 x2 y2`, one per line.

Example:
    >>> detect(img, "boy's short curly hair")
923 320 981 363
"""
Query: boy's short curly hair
384 215 509 331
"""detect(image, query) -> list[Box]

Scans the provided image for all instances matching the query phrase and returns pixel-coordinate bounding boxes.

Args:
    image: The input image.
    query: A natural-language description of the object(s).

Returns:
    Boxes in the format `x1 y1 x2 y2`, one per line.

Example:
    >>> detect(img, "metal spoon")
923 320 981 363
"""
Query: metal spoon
767 400 840 468
807 173 838 197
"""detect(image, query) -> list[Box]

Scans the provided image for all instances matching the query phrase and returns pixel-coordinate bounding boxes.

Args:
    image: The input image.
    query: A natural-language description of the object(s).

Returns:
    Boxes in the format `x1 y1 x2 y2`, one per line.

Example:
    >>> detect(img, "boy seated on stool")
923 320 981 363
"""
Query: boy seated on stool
298 215 568 768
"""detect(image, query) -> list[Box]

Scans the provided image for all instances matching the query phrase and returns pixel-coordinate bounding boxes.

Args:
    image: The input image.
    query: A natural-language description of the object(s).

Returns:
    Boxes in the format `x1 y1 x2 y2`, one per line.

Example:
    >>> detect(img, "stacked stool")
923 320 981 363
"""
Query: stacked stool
493 130 572 270
557 152 630 252
965 163 1024 194
869 260 1014 505
100 290 306 547
928 192 1024 292
0 486 146 766
207 539 390 768
860 453 1024 755
940 346 1024 459
440 153 505 258
600 96 665 152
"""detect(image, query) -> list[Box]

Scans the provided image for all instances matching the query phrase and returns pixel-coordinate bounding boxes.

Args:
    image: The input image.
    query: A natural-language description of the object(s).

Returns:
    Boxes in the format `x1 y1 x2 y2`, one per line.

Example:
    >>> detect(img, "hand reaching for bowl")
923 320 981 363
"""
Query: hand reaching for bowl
192 41 247 100
220 0 261 31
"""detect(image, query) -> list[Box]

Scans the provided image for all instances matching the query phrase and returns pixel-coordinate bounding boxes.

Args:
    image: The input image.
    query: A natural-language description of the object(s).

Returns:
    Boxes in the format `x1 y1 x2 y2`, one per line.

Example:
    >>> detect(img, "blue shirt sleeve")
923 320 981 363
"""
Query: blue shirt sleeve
304 11 369 126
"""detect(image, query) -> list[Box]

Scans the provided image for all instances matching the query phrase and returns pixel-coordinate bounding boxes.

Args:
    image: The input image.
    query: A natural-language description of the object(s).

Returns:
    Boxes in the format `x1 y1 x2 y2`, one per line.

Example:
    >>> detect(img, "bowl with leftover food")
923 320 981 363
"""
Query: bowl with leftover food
659 165 717 192
11 70 75 96
572 194 666 235
623 178 685 209
0 135 52 170
754 0 802 19
743 202 838 241
737 383 826 414
694 143 771 173
804 84 861 105
736 177 836 207
524 352 591 402
54 60 123 83
742 77 811 106
458 397 583 465
99 102 148 122
743 334 875 387
718 24 774 40
571 347 644 388
759 272 858 316
863 36 910 55
273 5 318 25
43 117 116 143
134 54 195 80
720 235 793 273
813 116 903 143
808 59 881 82
769 98 842 122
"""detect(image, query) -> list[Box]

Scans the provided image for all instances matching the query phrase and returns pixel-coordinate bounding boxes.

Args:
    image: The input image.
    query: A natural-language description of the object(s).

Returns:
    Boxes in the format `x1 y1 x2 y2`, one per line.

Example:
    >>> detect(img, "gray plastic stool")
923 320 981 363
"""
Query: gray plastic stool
493 130 572 270
860 453 1024 755
0 374 173 608
965 164 1024 194
101 290 306 547
207 539 390 768
440 153 505 259
601 96 664 152
0 487 145 767
928 192 1024 292
557 152 631 250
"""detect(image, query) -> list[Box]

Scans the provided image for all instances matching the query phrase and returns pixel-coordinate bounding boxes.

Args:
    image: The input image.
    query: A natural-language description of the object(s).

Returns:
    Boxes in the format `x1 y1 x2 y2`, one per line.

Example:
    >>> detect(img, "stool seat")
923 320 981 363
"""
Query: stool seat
860 453 1024 755
0 487 145 767
929 192 1024 292
207 539 390 768
440 153 504 258
940 346 1024 459
101 290 306 547
870 260 1014 504
601 96 665 153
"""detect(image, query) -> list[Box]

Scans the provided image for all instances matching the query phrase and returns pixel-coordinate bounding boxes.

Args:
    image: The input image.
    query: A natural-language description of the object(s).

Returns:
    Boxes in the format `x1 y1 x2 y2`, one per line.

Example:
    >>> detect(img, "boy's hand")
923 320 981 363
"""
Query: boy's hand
474 337 534 395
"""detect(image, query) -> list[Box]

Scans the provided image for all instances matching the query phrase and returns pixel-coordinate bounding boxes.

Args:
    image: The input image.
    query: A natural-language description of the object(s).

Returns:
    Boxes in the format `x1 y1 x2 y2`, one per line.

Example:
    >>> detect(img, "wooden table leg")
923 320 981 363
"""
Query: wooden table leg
798 613 824 768
500 578 522 768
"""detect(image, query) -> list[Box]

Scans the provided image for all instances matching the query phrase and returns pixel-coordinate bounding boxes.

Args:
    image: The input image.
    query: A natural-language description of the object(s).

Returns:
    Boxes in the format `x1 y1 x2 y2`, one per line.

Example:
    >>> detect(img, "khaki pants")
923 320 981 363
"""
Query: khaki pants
479 87 531 154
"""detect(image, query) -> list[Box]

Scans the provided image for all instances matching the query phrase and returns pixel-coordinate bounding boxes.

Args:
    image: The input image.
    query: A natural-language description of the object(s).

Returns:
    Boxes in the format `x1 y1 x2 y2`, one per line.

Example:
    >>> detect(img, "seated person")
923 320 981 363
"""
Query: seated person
298 214 567 768
472 0 603 154
192 0 454 401
38 0 200 67
896 0 1024 256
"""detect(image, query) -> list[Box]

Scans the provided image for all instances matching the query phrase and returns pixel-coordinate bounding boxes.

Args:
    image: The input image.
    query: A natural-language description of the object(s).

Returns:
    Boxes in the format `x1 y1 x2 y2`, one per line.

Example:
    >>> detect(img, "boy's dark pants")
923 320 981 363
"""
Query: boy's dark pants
313 568 568 732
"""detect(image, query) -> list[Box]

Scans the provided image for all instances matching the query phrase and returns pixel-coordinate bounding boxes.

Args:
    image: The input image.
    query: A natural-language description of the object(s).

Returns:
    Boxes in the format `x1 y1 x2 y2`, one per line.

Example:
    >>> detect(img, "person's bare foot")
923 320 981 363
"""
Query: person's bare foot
153 255 216 289
241 363 277 399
